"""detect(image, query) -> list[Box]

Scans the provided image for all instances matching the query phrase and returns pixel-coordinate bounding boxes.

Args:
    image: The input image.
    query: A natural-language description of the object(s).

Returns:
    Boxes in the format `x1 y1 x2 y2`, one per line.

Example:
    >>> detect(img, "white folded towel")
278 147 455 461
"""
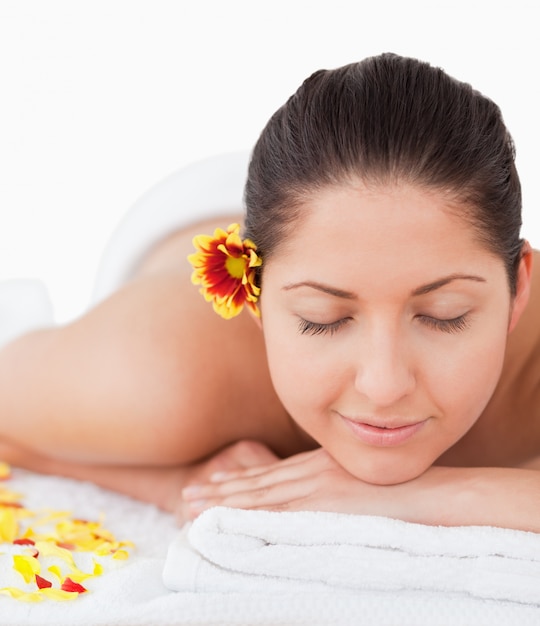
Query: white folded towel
163 506 540 606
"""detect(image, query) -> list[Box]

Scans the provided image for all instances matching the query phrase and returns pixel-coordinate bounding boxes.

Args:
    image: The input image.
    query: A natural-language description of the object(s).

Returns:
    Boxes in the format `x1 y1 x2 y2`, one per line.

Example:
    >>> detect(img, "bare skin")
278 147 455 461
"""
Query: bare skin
0 215 315 519
0 213 539 526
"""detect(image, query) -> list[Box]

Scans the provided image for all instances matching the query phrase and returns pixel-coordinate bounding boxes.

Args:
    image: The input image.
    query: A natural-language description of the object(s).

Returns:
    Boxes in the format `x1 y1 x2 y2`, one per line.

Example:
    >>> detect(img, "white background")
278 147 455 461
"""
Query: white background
1 0 538 323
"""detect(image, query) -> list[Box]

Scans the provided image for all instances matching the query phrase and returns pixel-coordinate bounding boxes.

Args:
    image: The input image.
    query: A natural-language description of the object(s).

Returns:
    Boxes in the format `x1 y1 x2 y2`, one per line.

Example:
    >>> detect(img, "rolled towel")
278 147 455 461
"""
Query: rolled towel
163 506 540 606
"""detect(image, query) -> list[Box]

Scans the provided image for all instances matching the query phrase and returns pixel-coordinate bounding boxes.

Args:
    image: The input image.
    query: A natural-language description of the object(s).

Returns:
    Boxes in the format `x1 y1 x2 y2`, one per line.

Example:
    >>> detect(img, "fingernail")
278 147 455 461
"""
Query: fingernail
182 485 202 499
210 471 229 482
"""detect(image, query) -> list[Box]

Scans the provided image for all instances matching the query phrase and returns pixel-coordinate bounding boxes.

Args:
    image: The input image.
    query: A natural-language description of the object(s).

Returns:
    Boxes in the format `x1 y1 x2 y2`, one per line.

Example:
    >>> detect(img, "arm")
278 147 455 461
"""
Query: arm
0 437 278 524
181 448 540 532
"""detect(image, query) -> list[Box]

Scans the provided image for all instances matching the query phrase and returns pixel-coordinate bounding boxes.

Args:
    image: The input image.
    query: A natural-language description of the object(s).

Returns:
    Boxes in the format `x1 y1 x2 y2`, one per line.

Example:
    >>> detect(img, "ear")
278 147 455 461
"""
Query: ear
508 241 533 333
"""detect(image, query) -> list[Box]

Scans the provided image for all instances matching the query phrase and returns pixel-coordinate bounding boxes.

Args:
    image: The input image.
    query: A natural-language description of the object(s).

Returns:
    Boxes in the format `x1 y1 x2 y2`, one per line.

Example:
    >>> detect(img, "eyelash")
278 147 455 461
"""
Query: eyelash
298 318 351 336
298 314 470 336
417 314 470 334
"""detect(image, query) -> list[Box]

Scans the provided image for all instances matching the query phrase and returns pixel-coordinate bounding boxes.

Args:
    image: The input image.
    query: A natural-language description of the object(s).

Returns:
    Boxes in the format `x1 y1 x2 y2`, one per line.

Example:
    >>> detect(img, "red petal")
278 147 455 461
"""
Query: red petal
13 538 36 546
35 574 53 589
56 541 76 550
61 577 87 593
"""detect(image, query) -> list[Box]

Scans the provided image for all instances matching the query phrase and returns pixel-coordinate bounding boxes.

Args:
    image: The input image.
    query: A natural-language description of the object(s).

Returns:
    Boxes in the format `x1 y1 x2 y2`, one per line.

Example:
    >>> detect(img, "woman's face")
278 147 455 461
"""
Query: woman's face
259 181 522 485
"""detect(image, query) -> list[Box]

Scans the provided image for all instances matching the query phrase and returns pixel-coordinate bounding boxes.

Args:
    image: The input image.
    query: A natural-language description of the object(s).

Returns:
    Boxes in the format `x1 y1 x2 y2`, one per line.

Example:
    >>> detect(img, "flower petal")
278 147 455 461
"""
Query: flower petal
13 538 35 546
0 587 44 602
47 565 63 583
61 577 87 593
1 468 132 602
13 554 40 583
35 574 53 589
39 587 79 601
0 508 18 542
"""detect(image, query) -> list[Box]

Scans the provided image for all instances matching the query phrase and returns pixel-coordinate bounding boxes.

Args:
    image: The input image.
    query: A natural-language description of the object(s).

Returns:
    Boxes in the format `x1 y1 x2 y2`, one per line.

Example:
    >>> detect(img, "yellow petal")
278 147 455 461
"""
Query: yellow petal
1 462 134 603
48 565 63 583
39 587 80 601
112 549 129 560
225 231 243 250
34 541 76 566
0 587 44 602
67 569 93 583
13 554 40 583
0 507 18 542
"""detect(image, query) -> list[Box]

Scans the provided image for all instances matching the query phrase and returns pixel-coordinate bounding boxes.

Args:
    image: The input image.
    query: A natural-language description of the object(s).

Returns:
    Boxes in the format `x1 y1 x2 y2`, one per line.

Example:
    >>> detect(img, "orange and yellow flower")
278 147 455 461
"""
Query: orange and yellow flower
187 223 262 319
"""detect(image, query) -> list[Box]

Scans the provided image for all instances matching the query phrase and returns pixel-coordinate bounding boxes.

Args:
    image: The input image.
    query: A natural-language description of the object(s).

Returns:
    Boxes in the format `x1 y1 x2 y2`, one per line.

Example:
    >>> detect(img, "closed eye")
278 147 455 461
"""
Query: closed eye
298 318 351 336
418 314 470 334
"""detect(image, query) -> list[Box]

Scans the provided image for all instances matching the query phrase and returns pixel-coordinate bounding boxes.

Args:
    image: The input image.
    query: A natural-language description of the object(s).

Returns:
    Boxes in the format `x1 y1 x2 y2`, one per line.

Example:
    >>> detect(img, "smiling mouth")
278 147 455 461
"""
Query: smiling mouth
339 415 428 447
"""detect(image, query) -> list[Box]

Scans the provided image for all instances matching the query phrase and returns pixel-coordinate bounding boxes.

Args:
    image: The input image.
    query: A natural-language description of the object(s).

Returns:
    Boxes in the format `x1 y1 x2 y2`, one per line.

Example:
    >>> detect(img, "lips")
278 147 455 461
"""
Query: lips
339 414 428 447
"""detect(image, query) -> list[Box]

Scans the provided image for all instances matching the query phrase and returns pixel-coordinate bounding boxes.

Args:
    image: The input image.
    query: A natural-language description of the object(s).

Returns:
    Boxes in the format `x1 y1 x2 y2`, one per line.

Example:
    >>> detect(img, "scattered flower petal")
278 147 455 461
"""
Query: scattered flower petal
47 565 63 583
35 574 52 589
39 587 79 601
112 549 129 560
13 554 40 583
61 577 87 593
0 587 43 602
0 461 133 602
13 538 35 546
35 540 76 565
0 508 18 542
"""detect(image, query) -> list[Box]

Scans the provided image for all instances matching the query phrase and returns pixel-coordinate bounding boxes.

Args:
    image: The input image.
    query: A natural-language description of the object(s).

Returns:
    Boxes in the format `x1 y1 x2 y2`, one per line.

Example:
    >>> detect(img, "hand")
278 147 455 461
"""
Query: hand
174 440 280 523
181 447 394 520
0 436 282 525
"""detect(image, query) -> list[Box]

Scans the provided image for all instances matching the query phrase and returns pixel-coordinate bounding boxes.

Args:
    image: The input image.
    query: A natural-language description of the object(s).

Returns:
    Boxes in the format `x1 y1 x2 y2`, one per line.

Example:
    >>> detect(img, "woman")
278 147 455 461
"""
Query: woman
0 53 539 530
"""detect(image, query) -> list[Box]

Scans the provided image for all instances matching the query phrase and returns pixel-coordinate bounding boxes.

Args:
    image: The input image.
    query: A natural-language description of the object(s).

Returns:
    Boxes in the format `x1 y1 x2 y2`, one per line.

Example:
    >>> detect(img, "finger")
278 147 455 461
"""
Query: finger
185 473 318 516
208 448 324 483
183 449 329 502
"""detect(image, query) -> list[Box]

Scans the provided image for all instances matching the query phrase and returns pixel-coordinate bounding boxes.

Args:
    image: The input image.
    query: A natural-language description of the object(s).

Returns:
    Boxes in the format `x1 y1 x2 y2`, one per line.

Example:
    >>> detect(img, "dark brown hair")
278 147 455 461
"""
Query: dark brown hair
244 53 523 294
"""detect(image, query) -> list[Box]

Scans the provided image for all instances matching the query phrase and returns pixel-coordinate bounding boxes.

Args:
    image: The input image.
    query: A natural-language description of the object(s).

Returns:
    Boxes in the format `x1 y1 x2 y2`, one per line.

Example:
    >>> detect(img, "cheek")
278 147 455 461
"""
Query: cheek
262 326 337 422
426 320 508 428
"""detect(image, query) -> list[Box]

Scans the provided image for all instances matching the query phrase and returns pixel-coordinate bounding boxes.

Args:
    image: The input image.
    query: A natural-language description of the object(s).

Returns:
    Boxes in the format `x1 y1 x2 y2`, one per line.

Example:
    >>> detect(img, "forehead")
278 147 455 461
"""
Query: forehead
284 181 471 247
265 181 500 287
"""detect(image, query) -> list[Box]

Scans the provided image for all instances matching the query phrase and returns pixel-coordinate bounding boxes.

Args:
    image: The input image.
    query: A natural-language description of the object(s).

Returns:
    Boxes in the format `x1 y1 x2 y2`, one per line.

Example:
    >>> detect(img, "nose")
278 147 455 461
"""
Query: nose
353 324 416 407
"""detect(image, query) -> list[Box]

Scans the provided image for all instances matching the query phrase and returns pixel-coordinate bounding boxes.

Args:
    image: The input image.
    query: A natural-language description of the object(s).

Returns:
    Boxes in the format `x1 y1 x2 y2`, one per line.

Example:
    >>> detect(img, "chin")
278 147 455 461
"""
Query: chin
349 456 432 486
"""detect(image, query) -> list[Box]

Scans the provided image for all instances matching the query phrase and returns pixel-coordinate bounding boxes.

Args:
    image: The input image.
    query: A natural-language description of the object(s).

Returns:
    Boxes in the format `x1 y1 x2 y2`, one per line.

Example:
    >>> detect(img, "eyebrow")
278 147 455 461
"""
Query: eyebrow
282 274 486 300
282 281 357 299
411 274 486 296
